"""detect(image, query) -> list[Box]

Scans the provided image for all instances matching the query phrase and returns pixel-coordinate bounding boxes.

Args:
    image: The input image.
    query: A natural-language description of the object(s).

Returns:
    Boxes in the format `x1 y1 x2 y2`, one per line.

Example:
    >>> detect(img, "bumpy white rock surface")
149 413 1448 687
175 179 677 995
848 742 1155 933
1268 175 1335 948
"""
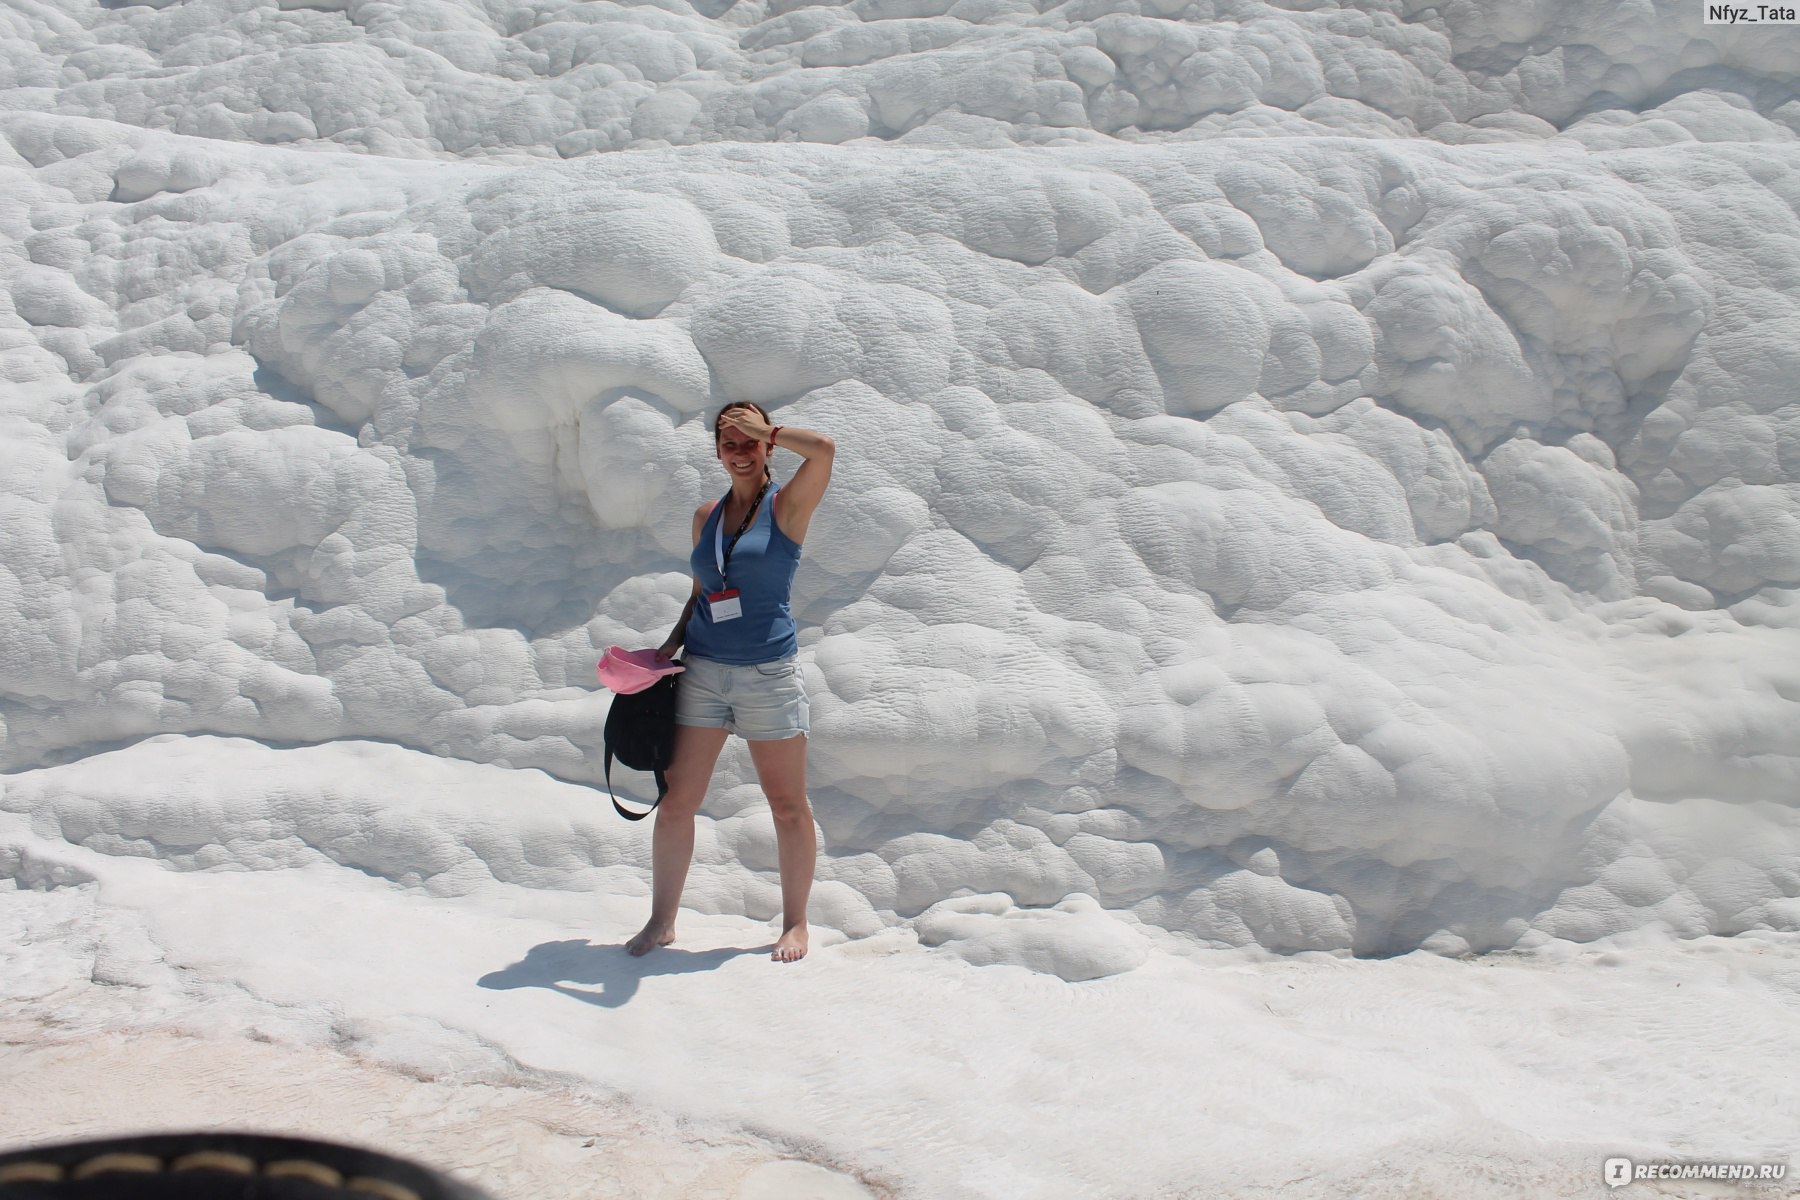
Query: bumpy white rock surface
4 0 1798 154
2 0 1798 961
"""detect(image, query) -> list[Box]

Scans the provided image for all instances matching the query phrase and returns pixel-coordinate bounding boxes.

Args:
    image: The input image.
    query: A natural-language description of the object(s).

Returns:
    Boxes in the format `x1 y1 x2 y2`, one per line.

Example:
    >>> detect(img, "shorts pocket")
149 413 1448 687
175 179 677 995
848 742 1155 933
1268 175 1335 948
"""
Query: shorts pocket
754 659 796 677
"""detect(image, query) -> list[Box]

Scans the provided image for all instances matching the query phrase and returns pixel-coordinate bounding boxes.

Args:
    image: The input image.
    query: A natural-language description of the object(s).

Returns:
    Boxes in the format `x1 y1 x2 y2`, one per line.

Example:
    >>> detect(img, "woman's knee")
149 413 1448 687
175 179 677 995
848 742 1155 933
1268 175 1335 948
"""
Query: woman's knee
766 789 811 824
656 783 705 820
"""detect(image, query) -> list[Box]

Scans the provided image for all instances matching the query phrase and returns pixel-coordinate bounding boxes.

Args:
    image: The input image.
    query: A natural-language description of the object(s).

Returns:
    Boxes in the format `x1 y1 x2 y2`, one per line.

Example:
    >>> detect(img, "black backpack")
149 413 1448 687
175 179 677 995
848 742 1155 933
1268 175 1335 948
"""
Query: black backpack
602 672 681 820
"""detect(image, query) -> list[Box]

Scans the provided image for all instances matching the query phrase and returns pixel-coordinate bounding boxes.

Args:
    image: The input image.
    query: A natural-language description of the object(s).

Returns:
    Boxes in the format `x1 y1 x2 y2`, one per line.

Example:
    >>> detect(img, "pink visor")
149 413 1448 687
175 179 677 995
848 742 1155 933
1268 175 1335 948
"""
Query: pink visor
596 646 685 695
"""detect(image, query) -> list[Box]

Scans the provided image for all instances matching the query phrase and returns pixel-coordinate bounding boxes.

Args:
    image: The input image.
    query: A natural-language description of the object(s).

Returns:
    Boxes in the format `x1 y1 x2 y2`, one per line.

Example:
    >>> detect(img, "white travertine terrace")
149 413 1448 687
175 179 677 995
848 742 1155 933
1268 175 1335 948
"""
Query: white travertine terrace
2 0 1797 973
5 4 1800 1196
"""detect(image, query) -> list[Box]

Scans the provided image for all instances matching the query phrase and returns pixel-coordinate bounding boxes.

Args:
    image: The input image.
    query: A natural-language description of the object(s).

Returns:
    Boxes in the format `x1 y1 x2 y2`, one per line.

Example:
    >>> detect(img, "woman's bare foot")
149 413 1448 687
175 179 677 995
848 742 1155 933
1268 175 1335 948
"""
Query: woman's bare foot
626 920 675 956
772 923 808 962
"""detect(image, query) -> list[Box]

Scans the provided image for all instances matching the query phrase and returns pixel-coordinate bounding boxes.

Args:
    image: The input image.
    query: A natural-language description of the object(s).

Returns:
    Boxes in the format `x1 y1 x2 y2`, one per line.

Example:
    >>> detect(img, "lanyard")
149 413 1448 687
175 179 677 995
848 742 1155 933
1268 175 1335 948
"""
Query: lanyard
713 478 770 589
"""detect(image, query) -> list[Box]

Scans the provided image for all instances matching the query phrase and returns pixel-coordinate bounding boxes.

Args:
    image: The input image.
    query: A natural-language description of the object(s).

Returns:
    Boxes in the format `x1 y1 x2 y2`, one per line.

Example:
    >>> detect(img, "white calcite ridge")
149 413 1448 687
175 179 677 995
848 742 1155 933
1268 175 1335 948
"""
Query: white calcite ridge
2 1 1799 968
4 0 1799 154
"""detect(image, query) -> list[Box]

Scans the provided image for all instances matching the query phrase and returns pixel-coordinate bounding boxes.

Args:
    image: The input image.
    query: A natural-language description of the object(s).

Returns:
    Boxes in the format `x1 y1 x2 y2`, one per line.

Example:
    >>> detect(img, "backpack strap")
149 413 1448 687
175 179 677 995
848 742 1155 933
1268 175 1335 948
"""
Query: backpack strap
605 749 669 821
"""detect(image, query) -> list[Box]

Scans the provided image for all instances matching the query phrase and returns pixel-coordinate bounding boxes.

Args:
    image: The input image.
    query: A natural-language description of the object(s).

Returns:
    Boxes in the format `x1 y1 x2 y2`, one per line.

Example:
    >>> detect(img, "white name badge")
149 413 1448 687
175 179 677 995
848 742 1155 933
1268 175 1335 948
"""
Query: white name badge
707 588 742 621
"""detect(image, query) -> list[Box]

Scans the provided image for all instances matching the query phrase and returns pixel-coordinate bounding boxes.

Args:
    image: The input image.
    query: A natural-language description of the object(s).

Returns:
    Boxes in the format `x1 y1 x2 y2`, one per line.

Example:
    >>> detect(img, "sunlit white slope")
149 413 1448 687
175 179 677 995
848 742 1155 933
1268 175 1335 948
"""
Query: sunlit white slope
4 757 1799 1199
4 108 1797 961
2 0 1797 155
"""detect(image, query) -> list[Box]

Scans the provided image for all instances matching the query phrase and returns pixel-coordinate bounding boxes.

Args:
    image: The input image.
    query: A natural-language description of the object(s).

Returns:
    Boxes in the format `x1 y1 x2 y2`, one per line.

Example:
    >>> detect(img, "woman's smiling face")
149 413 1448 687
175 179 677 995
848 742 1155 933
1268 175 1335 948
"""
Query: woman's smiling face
717 428 766 478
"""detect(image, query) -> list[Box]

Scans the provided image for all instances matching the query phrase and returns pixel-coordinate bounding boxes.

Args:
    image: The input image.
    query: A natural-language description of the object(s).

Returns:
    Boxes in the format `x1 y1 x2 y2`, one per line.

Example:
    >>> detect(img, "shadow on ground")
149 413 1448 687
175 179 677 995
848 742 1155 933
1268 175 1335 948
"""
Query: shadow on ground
478 938 759 1007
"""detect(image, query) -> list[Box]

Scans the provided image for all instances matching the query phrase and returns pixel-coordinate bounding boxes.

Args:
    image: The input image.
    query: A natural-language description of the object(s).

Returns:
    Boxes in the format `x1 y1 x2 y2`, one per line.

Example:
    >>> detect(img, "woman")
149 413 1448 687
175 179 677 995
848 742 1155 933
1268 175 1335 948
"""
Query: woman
627 402 835 963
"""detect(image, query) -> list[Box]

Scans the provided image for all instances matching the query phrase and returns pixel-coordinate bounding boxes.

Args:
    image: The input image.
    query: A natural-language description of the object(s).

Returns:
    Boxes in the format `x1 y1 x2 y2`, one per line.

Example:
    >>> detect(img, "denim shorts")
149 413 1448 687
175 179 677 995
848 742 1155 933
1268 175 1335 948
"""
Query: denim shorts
674 655 810 741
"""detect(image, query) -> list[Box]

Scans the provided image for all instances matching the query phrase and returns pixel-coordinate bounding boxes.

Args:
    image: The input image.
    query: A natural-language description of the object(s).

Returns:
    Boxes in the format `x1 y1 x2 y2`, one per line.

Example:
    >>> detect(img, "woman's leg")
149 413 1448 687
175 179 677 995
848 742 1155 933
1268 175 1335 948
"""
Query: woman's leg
626 722 729 955
747 733 814 962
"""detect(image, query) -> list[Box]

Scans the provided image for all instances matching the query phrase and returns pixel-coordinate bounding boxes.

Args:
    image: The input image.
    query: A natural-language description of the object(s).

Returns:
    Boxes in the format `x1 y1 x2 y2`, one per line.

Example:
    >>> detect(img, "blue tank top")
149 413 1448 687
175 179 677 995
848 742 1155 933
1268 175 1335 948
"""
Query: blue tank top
684 485 802 665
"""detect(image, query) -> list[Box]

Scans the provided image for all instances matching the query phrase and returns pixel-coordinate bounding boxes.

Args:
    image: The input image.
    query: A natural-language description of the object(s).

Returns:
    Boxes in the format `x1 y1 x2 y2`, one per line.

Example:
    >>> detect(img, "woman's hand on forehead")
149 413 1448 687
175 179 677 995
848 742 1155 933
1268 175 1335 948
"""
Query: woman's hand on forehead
720 407 772 441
